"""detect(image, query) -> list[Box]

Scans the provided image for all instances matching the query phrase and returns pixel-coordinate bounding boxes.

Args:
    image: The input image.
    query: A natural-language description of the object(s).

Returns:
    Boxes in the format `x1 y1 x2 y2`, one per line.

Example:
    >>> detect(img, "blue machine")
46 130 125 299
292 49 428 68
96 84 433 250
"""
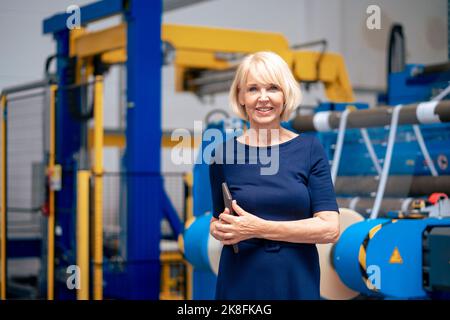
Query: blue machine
185 57 450 299
334 218 450 299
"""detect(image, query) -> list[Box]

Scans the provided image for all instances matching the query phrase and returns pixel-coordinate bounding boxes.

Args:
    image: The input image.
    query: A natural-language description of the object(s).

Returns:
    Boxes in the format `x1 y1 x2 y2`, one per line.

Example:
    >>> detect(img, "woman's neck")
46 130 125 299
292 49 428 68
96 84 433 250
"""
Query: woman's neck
243 121 286 146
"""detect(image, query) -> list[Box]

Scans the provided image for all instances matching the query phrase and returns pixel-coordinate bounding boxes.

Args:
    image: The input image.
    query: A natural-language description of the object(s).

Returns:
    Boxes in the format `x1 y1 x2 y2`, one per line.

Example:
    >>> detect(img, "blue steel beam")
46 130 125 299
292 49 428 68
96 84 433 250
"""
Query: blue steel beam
43 0 124 34
125 0 163 299
162 190 183 238
54 29 79 300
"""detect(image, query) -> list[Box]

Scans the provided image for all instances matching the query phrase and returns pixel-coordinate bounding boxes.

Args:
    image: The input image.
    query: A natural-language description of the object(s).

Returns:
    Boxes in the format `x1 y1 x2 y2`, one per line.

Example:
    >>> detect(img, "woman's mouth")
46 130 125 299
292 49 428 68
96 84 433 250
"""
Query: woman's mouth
255 107 274 115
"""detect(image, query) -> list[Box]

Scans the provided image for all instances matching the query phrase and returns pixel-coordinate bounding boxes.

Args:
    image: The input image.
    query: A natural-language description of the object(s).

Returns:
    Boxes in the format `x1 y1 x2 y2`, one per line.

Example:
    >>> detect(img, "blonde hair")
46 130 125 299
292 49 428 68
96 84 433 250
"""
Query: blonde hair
229 51 302 122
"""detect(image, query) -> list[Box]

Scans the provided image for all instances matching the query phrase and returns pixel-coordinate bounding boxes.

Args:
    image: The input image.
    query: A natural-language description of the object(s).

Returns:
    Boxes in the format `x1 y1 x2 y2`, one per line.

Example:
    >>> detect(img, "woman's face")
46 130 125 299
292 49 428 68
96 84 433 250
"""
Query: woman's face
239 71 285 127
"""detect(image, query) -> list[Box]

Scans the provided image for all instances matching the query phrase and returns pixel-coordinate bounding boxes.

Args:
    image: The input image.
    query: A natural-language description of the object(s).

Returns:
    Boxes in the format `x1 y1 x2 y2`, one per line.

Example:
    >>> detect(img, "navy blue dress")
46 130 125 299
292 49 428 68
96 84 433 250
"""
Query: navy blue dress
209 134 339 300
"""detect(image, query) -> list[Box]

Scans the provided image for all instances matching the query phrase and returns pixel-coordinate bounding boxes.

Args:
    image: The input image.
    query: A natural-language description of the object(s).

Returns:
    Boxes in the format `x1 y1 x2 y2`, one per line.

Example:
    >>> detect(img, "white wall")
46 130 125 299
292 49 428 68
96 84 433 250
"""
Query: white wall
341 0 447 90
0 0 91 90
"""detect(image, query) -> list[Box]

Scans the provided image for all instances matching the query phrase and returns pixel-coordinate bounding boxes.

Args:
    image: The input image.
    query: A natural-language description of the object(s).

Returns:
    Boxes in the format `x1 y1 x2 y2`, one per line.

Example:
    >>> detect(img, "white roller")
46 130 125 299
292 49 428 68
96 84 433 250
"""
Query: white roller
207 233 223 275
317 208 364 300
416 101 439 124
313 111 332 132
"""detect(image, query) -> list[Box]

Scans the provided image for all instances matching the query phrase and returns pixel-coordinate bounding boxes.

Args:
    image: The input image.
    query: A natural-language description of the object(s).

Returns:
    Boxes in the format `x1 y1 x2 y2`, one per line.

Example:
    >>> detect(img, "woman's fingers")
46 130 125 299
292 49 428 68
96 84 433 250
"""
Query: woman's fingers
232 200 246 216
219 213 235 224
215 221 232 232
213 228 233 241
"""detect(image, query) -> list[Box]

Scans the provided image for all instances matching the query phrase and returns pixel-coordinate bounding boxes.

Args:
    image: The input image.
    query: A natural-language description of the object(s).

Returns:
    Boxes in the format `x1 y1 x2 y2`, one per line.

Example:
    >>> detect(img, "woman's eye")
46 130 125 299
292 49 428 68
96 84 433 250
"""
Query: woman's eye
269 85 279 91
248 86 258 92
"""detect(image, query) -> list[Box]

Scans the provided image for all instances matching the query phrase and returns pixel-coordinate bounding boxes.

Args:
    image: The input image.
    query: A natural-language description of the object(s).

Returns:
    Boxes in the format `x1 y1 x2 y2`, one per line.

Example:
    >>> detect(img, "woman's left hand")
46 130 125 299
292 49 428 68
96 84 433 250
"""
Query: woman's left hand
216 200 265 245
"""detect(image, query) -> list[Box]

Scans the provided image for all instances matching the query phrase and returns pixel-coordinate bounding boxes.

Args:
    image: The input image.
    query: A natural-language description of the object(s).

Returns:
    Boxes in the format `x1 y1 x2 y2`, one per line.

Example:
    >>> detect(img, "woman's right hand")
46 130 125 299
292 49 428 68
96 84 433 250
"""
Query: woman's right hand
210 208 230 241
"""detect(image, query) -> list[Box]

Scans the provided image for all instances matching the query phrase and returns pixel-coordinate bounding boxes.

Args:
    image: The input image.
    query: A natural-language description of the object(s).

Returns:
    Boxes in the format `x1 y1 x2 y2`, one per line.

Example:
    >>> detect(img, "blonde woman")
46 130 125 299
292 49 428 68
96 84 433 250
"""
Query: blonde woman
209 51 340 300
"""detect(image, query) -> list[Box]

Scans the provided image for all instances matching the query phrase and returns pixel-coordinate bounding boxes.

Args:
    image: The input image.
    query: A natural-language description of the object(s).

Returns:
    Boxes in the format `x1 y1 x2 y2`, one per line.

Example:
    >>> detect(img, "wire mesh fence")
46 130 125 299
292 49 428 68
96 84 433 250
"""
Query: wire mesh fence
6 89 47 239
1 80 190 299
101 171 187 260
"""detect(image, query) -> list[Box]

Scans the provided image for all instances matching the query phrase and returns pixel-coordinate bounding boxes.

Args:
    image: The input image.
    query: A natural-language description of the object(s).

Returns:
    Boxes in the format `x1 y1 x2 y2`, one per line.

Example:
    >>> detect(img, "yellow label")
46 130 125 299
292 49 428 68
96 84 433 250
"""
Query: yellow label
389 246 403 264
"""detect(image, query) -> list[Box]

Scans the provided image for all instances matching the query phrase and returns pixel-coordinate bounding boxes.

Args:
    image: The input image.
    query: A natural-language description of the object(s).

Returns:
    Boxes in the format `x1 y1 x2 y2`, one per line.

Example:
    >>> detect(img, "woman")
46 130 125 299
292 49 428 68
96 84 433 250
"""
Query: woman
209 51 340 300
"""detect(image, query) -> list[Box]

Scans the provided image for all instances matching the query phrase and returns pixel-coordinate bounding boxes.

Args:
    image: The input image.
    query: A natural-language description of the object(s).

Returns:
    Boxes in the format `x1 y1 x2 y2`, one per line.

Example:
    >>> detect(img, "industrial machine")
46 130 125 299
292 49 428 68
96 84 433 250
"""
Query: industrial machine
182 24 450 299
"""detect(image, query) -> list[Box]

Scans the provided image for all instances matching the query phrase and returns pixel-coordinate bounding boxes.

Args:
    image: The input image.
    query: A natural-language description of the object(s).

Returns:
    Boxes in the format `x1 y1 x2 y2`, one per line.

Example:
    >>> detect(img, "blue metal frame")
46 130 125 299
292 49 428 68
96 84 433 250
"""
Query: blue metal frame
388 64 450 105
53 29 79 300
43 0 124 34
43 0 167 300
162 191 182 238
123 0 163 299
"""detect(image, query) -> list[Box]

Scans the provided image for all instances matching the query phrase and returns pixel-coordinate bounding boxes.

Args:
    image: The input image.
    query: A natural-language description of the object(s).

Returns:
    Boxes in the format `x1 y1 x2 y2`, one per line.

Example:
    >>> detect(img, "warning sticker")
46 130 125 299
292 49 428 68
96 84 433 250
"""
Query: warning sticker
389 246 403 264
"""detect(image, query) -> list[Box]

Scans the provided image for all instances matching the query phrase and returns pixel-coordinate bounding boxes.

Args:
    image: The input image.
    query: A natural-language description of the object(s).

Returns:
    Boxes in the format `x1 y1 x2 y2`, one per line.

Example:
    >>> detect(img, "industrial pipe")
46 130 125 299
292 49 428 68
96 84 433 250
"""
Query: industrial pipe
335 175 450 197
292 101 450 132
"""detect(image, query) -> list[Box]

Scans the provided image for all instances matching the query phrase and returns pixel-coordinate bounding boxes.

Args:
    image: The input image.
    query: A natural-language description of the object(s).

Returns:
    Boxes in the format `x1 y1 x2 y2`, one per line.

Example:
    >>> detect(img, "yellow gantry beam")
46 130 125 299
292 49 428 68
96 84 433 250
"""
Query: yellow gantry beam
71 24 126 59
69 23 354 102
292 51 355 102
47 85 57 300
76 170 90 300
93 76 104 300
1 95 6 300
87 129 201 149
183 173 193 300
163 24 290 56
163 24 293 70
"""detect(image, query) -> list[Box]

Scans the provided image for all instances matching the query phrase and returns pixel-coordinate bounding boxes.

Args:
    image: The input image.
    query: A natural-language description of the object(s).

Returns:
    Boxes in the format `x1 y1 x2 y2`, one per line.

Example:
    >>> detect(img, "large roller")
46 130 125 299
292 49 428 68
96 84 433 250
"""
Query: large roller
337 196 425 217
292 101 450 132
335 175 450 197
182 213 223 274
333 218 389 296
317 208 365 300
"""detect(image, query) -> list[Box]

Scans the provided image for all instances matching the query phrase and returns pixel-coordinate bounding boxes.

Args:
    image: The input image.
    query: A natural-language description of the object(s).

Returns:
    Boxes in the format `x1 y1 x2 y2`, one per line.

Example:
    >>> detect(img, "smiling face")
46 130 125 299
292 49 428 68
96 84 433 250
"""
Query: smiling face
230 51 302 125
238 69 285 129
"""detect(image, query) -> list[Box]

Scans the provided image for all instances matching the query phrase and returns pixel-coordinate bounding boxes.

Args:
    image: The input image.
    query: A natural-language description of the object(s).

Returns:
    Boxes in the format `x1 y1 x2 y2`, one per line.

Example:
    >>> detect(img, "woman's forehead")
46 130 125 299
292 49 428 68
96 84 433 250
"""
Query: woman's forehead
243 67 279 86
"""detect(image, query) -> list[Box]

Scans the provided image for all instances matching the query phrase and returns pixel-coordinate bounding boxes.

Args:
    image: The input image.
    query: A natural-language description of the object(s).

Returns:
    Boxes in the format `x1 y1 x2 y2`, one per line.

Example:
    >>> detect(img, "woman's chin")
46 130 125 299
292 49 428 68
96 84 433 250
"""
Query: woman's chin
250 116 278 125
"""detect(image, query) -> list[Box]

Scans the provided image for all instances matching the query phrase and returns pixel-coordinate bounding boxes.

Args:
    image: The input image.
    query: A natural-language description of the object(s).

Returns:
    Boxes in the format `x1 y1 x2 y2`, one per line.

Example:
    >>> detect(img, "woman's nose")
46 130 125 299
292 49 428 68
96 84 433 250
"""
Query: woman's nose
258 89 269 100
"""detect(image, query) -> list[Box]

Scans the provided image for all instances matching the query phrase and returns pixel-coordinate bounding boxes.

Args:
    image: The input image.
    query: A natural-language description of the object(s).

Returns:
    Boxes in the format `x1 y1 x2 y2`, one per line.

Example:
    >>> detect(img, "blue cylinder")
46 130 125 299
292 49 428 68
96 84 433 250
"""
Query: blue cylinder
333 218 389 296
183 214 212 271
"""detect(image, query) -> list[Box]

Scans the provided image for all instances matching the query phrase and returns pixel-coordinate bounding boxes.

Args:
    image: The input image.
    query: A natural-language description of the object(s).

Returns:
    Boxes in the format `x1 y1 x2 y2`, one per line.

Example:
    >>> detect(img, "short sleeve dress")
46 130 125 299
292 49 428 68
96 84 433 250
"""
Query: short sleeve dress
209 134 339 300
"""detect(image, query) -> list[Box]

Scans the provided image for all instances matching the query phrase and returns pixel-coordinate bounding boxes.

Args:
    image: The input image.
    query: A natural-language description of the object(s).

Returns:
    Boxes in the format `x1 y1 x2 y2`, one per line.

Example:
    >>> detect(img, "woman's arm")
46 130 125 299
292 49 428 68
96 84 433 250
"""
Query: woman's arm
215 201 339 245
258 210 339 244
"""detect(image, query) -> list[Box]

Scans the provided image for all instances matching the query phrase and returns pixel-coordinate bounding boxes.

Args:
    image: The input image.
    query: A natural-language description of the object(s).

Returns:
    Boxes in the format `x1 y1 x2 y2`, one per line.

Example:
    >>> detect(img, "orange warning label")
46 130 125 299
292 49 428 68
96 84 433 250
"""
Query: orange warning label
389 247 403 264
